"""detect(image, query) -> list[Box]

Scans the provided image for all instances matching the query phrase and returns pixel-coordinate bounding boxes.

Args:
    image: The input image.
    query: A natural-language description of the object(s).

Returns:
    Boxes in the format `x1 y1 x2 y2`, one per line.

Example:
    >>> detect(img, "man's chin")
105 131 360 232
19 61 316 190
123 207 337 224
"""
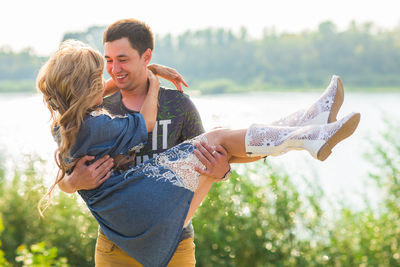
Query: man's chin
114 82 128 91
113 80 134 91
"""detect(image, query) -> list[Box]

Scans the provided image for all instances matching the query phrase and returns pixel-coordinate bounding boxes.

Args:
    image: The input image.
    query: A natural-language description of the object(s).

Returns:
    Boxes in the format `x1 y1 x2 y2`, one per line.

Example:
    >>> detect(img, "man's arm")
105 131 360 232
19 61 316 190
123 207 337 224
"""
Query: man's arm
58 155 114 193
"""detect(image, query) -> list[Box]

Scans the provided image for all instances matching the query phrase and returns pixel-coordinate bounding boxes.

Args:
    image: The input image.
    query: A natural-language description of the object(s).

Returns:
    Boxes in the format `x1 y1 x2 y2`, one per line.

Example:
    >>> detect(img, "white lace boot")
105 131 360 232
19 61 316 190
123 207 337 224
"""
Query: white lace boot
245 112 360 161
272 75 344 126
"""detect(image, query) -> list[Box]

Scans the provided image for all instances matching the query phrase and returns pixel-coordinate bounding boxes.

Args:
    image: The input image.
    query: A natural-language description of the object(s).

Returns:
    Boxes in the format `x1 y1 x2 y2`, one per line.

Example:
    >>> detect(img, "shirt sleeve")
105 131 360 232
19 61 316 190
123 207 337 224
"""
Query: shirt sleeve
70 113 148 160
180 95 205 141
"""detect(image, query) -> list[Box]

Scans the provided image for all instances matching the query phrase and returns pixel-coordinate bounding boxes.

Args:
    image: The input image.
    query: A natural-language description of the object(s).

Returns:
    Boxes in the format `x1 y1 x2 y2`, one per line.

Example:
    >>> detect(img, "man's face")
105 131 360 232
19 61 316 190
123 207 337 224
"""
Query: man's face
104 37 147 91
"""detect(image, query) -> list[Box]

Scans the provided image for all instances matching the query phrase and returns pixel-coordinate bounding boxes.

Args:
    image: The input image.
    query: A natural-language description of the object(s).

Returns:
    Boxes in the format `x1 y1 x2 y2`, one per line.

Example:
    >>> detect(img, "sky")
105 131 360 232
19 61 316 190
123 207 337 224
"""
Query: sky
2 0 400 56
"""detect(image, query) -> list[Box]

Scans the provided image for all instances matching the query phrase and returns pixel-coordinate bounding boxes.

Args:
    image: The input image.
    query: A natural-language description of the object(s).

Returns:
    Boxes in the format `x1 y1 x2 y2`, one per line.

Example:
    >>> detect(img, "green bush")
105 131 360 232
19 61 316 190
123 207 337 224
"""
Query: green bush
0 218 11 267
0 155 97 267
1 216 68 267
193 119 400 267
0 118 399 266
15 242 68 267
193 163 326 267
314 118 400 266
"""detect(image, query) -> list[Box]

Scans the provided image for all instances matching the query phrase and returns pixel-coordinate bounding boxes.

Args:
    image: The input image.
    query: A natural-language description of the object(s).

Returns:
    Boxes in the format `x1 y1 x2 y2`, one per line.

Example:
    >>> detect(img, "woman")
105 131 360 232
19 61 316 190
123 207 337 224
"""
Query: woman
37 40 360 267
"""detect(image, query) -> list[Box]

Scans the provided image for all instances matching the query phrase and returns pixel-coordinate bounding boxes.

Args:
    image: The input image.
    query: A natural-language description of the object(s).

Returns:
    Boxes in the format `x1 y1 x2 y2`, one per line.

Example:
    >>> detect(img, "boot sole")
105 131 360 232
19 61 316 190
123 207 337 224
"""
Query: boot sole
328 76 344 123
317 112 360 161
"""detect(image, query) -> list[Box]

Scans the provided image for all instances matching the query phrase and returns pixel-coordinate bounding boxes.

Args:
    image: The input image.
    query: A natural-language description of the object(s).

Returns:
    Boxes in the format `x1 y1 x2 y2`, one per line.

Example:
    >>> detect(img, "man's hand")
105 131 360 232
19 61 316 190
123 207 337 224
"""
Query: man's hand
193 141 231 181
58 155 114 193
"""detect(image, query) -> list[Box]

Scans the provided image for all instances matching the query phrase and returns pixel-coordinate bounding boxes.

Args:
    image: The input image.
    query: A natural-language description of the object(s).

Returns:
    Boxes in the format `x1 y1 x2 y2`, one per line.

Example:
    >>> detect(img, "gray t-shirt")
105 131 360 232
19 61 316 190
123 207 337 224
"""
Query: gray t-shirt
101 87 205 240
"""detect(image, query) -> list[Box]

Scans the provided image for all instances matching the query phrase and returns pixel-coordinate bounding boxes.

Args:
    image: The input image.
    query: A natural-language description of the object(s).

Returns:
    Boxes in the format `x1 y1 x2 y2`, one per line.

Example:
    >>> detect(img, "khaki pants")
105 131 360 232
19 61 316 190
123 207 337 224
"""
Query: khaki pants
95 232 196 266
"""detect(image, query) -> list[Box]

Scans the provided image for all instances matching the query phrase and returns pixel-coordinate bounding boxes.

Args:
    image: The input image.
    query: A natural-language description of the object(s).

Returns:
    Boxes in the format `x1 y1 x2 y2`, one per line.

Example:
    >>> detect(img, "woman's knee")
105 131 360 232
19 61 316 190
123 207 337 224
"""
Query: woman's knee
205 127 230 147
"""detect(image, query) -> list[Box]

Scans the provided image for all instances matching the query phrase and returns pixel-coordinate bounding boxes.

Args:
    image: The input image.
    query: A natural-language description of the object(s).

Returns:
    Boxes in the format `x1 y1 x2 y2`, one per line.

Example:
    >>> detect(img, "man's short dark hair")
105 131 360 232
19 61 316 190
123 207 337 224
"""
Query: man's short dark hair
103 18 154 55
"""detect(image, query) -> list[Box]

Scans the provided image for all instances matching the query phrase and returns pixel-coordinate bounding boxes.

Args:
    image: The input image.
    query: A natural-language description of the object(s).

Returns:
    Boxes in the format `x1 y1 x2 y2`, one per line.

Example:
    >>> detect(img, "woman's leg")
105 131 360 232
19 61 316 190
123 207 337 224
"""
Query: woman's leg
270 75 344 127
192 75 344 164
206 112 360 160
205 128 248 158
184 175 214 226
183 112 360 224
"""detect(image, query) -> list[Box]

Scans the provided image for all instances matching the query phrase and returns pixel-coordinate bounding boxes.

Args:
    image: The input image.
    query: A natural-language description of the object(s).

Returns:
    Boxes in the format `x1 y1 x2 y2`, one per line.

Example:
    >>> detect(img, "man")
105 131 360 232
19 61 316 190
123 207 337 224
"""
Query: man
58 18 231 266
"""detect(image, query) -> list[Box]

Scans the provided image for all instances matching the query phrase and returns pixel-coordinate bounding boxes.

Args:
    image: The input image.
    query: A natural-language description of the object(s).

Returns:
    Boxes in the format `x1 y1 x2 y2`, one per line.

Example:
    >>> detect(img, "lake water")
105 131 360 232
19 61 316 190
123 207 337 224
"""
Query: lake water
0 91 398 209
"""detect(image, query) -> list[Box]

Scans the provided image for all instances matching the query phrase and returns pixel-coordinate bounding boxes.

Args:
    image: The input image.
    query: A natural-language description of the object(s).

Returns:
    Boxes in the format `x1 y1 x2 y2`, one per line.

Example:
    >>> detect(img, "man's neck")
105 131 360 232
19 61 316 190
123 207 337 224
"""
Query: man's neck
120 81 149 111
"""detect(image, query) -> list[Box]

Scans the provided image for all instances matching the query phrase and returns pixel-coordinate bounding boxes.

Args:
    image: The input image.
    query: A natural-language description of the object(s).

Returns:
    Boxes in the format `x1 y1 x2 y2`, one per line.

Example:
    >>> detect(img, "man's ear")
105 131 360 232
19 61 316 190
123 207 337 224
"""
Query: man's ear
143 48 152 65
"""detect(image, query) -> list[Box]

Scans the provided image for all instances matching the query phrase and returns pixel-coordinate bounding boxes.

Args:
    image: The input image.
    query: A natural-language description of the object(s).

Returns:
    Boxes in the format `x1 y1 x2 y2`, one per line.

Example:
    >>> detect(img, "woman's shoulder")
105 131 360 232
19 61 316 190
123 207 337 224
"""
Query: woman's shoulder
81 110 124 130
89 109 125 119
75 111 136 149
89 109 129 121
84 109 144 129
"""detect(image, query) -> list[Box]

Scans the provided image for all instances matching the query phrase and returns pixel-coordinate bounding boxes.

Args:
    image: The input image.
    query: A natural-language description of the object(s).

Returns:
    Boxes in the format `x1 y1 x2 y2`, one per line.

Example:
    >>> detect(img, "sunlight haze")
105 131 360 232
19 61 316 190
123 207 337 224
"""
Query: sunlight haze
2 0 400 55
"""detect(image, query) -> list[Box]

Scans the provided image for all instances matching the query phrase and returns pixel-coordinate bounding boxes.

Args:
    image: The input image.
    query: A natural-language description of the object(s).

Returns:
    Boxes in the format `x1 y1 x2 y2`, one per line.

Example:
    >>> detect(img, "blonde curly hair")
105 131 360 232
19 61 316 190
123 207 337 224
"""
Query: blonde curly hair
37 40 105 214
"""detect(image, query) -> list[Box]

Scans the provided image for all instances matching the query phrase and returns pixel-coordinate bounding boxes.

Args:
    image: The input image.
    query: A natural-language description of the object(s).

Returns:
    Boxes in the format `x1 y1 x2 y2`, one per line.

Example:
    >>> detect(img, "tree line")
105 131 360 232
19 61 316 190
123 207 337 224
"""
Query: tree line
2 21 400 93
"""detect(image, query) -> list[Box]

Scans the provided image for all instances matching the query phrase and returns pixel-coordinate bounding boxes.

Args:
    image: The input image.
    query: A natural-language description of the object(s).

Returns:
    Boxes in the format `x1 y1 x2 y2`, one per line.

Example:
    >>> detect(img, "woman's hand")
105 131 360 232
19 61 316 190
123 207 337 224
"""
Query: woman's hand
148 64 188 92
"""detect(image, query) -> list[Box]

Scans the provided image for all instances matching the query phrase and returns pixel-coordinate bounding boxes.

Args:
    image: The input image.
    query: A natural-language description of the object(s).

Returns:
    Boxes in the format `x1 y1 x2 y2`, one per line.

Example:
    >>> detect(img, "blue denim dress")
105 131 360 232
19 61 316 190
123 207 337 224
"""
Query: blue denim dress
70 112 198 267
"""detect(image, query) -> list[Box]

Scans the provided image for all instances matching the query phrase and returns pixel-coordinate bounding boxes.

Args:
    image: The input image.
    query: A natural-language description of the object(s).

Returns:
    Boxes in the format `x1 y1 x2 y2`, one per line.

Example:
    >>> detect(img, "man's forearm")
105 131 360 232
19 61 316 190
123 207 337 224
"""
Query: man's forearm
58 176 77 194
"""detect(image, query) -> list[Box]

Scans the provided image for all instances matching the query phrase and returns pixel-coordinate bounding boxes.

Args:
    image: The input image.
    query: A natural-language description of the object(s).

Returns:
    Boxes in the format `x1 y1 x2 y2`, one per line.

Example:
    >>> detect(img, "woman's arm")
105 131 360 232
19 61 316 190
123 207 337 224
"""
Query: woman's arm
148 64 188 92
103 78 118 97
140 70 160 132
